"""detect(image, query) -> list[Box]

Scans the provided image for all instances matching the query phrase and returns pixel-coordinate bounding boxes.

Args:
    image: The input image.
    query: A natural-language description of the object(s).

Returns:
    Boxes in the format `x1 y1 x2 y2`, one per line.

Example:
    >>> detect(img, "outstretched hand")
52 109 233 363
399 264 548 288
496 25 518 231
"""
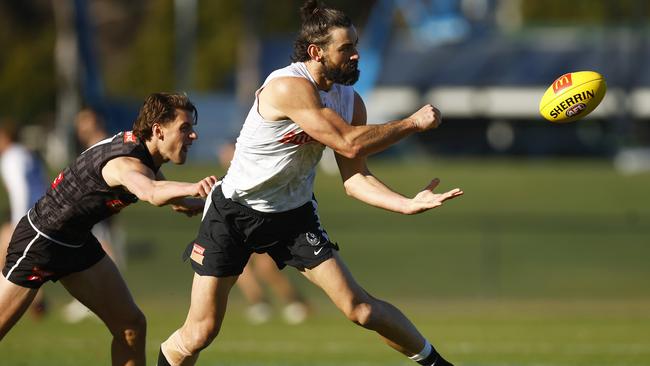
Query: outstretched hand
170 176 217 216
194 175 218 198
403 178 463 215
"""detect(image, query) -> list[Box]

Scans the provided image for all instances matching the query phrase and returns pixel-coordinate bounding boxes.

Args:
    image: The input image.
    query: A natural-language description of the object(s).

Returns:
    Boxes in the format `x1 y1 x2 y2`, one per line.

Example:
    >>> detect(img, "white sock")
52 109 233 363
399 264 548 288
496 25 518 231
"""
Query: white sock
409 340 433 362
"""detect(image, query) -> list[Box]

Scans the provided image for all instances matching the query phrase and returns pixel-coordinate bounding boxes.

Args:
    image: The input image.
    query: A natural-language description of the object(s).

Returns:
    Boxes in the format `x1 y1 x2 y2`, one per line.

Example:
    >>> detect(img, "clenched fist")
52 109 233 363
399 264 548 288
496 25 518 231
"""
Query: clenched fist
408 104 442 132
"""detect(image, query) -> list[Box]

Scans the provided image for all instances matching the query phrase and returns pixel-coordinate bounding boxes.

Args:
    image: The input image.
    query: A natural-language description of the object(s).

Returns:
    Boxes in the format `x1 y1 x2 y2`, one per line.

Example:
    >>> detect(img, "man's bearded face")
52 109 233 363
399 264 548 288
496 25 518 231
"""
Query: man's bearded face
320 55 360 86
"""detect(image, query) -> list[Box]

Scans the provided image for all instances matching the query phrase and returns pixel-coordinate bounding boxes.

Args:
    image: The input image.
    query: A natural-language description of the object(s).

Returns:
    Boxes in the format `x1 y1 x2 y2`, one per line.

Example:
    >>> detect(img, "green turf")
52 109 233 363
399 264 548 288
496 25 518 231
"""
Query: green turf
1 158 649 365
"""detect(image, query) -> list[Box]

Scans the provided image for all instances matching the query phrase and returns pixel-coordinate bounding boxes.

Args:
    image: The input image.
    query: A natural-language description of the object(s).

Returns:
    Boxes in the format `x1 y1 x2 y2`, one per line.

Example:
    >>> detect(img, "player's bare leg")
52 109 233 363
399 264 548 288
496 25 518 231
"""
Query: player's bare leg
302 252 452 365
237 261 265 302
1 223 48 320
159 274 238 366
28 288 48 319
302 252 424 353
236 261 271 323
63 227 125 324
0 275 38 340
61 256 146 366
0 223 12 269
253 253 309 324
254 253 304 303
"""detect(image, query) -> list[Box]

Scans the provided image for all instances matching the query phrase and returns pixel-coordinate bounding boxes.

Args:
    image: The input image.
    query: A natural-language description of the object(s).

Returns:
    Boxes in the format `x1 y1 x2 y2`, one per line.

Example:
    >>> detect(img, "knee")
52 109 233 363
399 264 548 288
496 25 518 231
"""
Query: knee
184 319 222 352
345 301 377 328
114 309 147 347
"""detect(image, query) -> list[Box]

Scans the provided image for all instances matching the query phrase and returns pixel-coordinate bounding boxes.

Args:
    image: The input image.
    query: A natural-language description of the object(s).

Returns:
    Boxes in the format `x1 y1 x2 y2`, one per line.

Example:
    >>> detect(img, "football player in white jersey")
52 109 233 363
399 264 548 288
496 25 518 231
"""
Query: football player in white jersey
158 1 463 366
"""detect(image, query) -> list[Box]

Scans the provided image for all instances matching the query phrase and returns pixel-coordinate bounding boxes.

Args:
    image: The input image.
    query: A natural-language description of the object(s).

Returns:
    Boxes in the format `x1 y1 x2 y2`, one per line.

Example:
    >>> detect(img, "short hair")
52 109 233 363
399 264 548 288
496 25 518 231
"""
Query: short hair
132 93 197 141
291 0 353 62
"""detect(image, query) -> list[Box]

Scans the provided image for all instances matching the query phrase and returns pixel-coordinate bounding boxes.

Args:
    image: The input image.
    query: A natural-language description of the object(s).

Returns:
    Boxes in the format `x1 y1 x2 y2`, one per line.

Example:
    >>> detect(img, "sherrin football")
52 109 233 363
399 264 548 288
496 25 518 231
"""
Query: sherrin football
539 71 607 123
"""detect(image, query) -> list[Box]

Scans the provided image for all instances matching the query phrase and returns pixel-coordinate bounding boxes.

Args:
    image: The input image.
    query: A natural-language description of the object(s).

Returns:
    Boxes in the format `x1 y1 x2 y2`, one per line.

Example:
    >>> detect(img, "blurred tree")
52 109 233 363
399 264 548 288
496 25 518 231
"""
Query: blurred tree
193 1 243 91
0 1 55 124
103 0 176 97
100 0 376 96
2 0 647 127
0 0 378 114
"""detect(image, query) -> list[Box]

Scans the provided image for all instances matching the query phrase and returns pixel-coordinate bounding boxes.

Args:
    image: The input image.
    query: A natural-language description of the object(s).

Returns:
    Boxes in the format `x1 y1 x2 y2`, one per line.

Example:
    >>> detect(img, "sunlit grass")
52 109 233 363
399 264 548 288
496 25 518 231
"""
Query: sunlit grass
1 158 649 365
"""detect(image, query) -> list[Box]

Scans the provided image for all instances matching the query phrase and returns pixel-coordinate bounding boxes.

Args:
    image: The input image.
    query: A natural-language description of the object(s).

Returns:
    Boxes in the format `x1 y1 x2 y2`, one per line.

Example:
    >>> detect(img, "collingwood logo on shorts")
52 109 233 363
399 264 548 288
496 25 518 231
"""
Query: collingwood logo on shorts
306 232 321 246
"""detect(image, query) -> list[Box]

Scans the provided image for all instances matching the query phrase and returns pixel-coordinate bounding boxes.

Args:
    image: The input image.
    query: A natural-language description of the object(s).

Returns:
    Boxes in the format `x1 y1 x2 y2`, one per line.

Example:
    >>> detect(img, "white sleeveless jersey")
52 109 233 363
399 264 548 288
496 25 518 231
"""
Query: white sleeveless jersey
221 62 355 212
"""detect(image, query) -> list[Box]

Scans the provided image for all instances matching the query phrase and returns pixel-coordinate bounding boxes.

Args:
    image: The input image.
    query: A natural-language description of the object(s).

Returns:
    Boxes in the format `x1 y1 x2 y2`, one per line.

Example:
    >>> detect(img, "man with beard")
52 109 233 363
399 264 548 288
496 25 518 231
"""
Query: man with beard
158 1 462 366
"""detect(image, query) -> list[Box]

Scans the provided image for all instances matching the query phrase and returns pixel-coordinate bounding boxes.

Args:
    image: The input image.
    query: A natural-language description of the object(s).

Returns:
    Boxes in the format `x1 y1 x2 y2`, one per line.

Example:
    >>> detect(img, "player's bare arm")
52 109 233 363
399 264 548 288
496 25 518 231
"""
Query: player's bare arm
102 156 216 207
259 78 441 159
335 94 463 214
155 170 214 216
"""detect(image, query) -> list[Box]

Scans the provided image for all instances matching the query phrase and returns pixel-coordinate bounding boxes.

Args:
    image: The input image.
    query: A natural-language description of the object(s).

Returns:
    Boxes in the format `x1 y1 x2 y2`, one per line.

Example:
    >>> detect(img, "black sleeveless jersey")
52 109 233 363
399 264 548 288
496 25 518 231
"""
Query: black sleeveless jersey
29 131 158 245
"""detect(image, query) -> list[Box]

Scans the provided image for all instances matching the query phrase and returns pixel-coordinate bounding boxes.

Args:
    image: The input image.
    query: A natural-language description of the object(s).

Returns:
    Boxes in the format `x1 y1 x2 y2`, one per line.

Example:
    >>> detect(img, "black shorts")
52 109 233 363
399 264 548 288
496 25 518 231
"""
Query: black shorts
2 216 106 289
183 185 339 277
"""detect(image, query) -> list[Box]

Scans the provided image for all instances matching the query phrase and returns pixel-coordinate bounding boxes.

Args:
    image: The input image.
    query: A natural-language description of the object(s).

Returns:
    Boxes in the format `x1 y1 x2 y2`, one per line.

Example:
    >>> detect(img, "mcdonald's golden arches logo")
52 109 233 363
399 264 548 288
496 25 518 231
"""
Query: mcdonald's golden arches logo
552 73 573 94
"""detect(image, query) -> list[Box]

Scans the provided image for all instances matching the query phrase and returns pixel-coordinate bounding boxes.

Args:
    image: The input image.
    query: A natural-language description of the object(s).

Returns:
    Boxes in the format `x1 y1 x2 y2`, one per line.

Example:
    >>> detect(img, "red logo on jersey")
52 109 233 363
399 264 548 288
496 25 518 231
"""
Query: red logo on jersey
123 131 138 144
552 73 573 94
106 199 130 212
27 267 55 282
279 130 315 145
51 172 64 189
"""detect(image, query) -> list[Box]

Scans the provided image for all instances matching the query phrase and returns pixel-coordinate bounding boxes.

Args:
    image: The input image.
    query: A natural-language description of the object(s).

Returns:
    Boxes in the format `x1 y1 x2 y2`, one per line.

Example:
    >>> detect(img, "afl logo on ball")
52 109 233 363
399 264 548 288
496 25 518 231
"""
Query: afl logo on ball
565 103 587 117
306 232 321 246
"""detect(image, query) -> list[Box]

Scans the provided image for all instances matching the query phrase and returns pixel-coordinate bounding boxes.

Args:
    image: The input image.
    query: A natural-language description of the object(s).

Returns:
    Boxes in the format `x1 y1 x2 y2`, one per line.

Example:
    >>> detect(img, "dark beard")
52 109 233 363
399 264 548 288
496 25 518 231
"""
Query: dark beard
321 58 360 86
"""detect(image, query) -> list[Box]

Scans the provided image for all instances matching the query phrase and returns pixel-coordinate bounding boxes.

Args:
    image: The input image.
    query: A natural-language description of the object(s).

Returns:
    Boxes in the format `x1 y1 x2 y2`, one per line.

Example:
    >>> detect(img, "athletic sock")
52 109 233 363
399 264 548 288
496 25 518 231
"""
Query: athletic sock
421 352 453 366
409 340 454 366
158 347 172 366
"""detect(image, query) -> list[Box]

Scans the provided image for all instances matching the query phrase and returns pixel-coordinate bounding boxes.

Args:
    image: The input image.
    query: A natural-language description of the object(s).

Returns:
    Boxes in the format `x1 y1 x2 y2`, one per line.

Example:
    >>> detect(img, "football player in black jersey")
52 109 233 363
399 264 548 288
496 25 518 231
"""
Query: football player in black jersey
0 93 217 366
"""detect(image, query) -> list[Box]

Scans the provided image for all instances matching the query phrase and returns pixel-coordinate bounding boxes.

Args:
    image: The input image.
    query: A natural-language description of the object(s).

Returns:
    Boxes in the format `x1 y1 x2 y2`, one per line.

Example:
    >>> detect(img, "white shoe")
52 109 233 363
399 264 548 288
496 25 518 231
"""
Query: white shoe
62 299 94 323
283 302 308 325
245 302 272 325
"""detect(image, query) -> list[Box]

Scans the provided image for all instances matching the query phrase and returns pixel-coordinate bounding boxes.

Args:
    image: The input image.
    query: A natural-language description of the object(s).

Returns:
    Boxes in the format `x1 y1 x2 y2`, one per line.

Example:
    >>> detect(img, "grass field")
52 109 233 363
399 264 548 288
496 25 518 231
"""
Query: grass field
1 158 649 366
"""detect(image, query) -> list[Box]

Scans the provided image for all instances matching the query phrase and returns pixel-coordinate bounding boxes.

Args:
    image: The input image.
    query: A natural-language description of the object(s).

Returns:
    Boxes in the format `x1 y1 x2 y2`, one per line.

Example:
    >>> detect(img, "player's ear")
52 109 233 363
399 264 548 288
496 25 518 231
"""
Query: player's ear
307 44 323 62
152 122 163 141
